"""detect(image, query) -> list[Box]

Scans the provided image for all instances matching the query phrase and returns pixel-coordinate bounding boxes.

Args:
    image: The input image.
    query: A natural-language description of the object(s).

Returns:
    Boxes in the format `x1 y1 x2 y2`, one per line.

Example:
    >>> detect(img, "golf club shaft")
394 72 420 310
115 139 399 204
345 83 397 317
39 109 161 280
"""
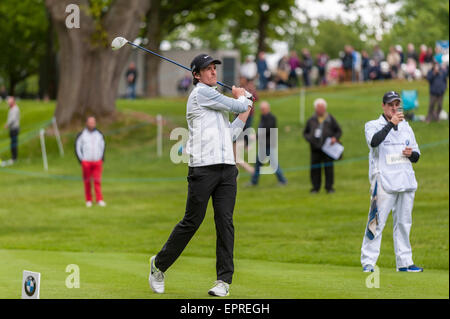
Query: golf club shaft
127 41 246 97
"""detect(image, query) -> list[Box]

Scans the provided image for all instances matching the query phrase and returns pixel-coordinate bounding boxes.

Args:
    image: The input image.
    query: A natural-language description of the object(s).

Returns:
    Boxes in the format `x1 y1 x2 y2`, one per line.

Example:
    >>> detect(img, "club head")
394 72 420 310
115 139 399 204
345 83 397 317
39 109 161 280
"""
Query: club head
111 37 128 51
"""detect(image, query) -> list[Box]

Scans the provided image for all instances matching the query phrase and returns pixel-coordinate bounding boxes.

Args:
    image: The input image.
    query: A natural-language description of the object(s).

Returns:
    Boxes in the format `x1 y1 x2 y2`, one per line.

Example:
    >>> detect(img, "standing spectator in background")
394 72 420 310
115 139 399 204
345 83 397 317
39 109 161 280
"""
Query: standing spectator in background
387 46 401 79
301 48 313 87
257 51 269 90
419 46 432 77
3 97 20 164
0 85 7 101
316 52 329 85
276 55 290 88
372 45 385 64
352 48 362 82
396 45 404 64
404 58 417 81
406 43 418 64
379 61 392 80
342 45 353 82
361 50 370 82
434 46 443 66
249 101 287 186
303 98 342 194
240 56 257 81
288 50 301 87
177 72 192 95
422 47 435 76
419 44 427 65
75 116 106 207
125 62 138 99
372 45 384 65
369 60 380 81
426 62 448 122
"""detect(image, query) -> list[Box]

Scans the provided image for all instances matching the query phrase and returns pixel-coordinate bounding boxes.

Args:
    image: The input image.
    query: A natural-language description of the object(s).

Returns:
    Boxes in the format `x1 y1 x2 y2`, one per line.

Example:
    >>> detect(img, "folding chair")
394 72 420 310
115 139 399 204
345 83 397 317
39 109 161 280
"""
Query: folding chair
401 90 419 121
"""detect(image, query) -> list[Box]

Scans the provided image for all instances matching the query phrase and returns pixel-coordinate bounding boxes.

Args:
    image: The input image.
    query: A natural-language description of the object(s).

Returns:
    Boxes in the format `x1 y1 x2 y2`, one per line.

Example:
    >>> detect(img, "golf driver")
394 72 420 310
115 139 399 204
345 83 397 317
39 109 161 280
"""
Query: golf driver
111 37 255 101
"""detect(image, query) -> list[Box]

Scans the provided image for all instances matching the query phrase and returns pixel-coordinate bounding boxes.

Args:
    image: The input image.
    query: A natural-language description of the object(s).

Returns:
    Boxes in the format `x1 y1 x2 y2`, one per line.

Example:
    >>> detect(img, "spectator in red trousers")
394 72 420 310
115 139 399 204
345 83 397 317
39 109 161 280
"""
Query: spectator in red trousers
75 116 106 207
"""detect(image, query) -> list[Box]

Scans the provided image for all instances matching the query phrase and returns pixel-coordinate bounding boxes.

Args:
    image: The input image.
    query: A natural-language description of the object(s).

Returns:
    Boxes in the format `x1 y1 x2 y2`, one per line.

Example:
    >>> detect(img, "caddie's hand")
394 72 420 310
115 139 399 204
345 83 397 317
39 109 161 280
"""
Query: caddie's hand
402 147 413 157
390 111 404 125
232 86 245 99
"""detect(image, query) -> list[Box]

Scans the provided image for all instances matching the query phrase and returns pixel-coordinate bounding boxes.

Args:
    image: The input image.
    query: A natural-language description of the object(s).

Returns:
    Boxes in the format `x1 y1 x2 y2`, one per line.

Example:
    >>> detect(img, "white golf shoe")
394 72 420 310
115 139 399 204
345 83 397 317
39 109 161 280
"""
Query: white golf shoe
208 280 229 297
149 256 165 293
97 200 106 207
86 201 92 207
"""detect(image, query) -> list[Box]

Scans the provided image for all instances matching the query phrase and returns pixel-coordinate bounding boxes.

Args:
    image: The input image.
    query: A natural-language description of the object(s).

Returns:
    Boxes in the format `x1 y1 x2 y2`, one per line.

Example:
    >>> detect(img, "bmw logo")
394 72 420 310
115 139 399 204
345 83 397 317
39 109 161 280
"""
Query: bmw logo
405 139 410 146
24 275 37 297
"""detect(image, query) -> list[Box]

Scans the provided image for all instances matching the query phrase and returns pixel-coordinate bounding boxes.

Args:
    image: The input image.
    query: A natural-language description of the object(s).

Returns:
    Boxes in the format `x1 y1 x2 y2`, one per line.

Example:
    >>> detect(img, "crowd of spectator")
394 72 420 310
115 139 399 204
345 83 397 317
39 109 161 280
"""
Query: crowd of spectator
240 42 449 91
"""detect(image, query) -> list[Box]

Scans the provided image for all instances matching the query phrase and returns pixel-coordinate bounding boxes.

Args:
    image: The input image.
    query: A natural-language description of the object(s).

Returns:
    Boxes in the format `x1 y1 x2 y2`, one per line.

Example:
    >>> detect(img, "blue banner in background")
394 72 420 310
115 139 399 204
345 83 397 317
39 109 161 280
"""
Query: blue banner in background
436 40 449 54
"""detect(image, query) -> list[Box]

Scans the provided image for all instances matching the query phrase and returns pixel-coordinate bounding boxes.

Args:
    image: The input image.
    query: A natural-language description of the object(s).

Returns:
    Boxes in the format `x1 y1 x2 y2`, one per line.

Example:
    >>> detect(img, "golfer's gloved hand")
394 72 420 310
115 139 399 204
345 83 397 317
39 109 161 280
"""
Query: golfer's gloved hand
244 90 255 106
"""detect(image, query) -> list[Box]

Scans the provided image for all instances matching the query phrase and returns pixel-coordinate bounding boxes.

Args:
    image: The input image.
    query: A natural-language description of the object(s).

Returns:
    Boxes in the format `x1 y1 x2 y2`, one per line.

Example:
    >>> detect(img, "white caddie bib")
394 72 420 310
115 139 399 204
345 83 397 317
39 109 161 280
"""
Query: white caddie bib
377 123 418 193
385 153 409 165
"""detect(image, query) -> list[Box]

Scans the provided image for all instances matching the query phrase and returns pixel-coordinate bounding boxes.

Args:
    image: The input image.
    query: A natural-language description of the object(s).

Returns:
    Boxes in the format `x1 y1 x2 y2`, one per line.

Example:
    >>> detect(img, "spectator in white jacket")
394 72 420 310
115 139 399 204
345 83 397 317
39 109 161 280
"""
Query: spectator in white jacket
75 117 106 207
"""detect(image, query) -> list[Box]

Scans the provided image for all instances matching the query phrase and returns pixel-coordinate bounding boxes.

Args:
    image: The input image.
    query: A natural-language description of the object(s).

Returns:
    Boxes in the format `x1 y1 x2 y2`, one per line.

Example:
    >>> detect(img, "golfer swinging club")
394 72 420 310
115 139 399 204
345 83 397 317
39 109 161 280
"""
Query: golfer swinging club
149 54 253 296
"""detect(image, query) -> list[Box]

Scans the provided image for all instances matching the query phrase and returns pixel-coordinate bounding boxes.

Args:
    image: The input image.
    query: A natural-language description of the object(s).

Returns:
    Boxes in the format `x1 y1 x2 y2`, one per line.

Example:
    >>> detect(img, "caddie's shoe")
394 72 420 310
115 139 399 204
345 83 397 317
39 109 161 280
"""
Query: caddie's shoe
362 264 375 272
149 255 165 293
397 264 423 272
86 201 92 208
208 280 229 297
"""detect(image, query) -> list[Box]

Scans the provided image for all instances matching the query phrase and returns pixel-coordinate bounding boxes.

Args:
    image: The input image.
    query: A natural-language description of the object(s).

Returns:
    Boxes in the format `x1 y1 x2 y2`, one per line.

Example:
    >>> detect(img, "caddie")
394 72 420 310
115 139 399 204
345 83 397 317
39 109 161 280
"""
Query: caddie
361 91 423 273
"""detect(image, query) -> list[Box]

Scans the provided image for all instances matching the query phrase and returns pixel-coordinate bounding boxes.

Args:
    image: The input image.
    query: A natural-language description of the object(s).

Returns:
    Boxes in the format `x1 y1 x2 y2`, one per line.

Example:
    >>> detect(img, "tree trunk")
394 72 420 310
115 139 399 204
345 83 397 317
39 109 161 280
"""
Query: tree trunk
257 11 268 53
9 77 16 97
39 6 58 100
45 0 151 127
145 0 161 97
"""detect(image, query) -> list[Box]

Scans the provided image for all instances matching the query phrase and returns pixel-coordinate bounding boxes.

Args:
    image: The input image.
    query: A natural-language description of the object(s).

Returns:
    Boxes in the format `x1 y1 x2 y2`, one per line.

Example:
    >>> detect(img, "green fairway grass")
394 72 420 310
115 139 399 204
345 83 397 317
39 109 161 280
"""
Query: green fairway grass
1 249 448 299
0 80 448 298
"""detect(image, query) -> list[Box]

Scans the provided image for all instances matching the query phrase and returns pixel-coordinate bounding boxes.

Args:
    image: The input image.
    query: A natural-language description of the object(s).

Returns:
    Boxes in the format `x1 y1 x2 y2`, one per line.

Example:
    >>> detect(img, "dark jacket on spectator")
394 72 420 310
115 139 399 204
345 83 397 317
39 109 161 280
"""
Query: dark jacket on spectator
427 68 448 96
257 112 277 149
303 113 342 151
342 53 353 70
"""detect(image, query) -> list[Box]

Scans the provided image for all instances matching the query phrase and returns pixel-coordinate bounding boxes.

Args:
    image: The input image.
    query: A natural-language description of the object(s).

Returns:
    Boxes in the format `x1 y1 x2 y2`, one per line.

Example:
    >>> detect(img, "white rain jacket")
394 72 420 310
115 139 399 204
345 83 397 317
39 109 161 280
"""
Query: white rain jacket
365 115 420 193
185 82 252 167
75 128 105 163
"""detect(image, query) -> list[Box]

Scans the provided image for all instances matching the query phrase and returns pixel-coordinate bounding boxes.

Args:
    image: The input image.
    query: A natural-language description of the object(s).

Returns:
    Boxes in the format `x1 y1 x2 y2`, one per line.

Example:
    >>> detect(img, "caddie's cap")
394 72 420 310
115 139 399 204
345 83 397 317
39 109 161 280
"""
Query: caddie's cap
190 54 221 74
383 91 401 104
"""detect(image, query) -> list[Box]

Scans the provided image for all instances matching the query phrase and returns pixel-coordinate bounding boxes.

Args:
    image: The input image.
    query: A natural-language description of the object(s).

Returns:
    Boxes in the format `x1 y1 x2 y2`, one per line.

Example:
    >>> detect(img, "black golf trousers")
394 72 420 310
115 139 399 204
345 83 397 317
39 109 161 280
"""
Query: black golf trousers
155 164 238 284
310 150 334 191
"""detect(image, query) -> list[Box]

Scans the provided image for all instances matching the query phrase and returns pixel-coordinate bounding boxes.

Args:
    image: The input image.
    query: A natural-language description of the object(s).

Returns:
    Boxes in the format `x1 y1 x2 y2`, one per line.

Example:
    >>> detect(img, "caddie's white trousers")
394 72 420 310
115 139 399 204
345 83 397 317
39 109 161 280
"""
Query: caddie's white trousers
361 176 415 269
